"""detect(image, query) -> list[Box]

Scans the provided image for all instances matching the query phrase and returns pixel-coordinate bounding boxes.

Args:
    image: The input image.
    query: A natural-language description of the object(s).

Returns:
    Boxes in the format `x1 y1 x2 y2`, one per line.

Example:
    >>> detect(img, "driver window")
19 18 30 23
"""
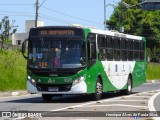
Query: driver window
87 33 96 69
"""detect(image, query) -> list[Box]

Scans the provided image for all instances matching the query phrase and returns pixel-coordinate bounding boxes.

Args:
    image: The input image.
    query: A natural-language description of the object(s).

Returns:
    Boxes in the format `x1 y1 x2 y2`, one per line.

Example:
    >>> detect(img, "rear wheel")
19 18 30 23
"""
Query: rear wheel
92 78 103 100
123 76 132 95
42 94 53 102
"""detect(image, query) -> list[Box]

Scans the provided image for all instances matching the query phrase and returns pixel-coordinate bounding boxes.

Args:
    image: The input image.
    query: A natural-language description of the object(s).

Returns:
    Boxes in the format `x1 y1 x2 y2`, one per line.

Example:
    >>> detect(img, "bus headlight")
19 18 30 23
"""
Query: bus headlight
72 75 86 86
28 76 31 80
28 76 36 86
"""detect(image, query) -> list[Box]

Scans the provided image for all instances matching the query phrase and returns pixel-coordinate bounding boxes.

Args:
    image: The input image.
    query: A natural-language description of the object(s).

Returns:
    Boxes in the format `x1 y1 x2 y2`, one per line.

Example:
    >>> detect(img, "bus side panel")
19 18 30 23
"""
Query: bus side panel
97 61 118 92
101 61 136 91
86 61 122 93
86 61 117 94
132 61 146 88
86 62 98 94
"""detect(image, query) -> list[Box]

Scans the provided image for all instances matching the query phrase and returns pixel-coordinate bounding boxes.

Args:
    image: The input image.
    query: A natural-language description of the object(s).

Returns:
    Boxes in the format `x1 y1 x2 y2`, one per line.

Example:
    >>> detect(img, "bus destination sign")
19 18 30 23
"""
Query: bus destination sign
30 28 84 38
40 30 75 36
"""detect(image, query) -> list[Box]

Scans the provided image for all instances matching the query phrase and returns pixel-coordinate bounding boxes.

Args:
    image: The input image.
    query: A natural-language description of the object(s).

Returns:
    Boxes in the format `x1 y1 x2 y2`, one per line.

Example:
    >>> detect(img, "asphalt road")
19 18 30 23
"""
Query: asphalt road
154 94 160 116
0 82 160 120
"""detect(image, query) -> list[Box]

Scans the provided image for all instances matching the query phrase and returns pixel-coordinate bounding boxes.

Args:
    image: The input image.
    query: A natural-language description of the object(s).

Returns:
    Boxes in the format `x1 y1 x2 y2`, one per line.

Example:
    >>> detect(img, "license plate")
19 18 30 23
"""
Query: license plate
48 87 59 92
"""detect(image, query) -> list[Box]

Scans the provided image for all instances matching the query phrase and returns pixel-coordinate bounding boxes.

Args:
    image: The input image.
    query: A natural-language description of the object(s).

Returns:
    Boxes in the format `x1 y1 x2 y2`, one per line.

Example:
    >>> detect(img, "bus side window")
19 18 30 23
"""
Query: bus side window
88 42 96 59
121 38 127 61
98 35 105 60
106 36 113 60
113 37 121 61
134 40 140 61
106 36 112 48
140 41 145 61
127 39 133 61
87 33 96 69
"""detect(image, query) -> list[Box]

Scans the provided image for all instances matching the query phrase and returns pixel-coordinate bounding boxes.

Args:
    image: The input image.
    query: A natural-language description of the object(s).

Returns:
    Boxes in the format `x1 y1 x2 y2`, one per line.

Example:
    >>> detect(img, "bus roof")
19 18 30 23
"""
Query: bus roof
88 28 145 41
30 26 145 41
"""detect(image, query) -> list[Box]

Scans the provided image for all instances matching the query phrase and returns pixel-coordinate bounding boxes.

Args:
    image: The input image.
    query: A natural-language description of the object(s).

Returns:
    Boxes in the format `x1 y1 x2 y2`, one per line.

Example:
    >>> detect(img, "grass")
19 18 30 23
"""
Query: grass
0 50 26 91
146 62 160 80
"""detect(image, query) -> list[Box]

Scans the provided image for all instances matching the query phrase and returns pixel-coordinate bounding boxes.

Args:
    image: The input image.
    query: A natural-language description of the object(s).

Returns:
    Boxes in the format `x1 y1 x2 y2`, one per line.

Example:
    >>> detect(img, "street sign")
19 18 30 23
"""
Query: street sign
141 0 160 10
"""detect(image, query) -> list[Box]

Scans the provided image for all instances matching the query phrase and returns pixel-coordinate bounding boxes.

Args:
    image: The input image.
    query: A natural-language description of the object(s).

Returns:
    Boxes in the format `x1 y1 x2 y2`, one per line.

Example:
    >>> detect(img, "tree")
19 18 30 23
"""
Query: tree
0 16 17 50
106 0 160 49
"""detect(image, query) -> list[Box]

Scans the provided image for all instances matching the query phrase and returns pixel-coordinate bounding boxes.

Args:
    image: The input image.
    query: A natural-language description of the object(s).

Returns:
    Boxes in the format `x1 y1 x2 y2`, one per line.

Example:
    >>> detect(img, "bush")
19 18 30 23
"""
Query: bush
147 47 160 63
0 50 26 91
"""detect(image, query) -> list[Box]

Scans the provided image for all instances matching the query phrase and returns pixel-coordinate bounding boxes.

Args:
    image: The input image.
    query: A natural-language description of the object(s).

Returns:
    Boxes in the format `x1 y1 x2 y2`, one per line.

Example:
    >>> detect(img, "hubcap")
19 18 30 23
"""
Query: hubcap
97 82 102 95
128 78 131 92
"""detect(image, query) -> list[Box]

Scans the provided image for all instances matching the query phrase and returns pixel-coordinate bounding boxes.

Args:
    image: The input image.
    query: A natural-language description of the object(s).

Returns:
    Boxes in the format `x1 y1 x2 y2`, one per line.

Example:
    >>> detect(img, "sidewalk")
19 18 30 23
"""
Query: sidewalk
146 79 160 83
0 90 28 98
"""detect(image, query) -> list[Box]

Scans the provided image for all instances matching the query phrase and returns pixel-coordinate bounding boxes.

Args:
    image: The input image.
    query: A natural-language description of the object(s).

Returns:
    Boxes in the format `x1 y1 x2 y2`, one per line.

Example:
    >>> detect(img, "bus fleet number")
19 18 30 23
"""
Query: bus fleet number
39 62 48 67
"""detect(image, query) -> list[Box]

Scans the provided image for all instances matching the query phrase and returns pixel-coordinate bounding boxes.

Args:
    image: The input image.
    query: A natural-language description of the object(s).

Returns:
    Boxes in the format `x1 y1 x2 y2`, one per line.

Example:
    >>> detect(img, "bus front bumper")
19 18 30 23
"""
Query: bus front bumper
27 80 87 95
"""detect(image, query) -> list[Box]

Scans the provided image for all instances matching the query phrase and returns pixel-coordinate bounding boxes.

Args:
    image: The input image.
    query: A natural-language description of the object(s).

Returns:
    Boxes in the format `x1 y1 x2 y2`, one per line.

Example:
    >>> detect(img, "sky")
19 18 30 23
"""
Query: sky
0 0 121 33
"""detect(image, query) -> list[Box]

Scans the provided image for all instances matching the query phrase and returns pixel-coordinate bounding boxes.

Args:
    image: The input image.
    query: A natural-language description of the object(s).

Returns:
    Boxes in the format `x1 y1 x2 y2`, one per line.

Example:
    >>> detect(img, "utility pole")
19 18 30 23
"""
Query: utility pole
104 0 106 30
35 0 39 27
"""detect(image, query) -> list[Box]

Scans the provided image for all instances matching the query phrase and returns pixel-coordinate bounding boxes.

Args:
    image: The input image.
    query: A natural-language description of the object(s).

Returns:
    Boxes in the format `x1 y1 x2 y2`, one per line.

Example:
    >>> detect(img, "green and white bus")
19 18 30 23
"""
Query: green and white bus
22 26 146 101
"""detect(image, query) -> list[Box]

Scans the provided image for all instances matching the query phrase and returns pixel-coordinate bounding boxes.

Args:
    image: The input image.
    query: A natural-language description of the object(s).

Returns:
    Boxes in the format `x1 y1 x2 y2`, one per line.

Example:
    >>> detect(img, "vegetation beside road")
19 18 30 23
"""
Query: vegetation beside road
0 50 160 91
0 50 26 91
147 62 160 80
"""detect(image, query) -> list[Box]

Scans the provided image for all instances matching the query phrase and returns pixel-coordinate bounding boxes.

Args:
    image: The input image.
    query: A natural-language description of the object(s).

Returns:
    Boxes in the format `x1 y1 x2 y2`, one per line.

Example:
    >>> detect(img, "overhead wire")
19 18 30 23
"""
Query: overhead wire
41 6 103 26
0 1 104 28
39 13 76 25
0 8 74 25
0 13 35 18
0 4 33 6
39 0 47 9
39 15 71 25
38 0 103 27
0 9 33 15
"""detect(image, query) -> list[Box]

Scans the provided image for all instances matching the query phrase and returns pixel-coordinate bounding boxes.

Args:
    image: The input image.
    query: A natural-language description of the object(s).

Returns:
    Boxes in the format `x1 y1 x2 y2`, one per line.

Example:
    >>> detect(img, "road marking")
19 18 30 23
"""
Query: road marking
112 100 145 102
126 96 150 97
148 90 160 120
74 119 90 120
51 91 153 112
78 104 147 108
73 119 90 120
51 95 128 112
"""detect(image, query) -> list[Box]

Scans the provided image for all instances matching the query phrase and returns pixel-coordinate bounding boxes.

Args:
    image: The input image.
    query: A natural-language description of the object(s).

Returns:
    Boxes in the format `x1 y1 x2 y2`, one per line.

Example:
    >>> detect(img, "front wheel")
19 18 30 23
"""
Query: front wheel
92 78 103 101
123 76 132 95
42 94 53 102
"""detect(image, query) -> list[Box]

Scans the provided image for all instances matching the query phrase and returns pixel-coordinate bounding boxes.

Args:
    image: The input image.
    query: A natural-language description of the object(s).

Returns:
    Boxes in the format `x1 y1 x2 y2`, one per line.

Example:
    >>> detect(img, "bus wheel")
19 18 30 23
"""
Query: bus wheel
42 94 53 102
92 78 103 100
124 76 132 95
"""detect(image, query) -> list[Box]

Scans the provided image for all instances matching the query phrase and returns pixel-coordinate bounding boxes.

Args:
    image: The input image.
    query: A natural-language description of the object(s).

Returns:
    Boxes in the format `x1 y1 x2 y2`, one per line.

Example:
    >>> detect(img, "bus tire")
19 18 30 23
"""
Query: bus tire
92 78 103 100
123 75 132 95
42 94 53 102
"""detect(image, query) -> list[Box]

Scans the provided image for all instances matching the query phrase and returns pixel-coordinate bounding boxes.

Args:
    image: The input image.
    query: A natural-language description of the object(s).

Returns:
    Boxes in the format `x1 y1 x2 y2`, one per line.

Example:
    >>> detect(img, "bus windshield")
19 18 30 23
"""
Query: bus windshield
28 38 86 69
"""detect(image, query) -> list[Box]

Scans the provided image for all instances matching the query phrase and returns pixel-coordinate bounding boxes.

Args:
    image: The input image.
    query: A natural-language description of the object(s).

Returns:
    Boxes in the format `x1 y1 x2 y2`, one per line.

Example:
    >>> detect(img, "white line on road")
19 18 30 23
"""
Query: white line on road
51 91 152 112
125 96 150 97
78 104 147 108
112 100 145 102
51 95 126 112
148 90 160 120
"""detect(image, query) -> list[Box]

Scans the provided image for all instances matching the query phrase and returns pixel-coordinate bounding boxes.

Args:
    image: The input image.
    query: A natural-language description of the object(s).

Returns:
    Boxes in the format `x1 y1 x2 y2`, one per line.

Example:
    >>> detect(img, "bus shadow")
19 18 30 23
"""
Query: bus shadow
3 92 138 104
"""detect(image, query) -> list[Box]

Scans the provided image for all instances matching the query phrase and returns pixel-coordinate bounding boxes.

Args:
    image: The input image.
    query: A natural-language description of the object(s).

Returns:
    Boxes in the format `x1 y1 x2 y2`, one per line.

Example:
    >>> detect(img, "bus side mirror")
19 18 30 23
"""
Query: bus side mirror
22 39 28 59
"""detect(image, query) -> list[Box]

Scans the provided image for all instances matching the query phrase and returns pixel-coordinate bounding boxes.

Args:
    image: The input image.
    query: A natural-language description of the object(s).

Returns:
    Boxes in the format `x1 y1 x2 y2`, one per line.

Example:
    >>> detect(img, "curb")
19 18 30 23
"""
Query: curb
0 90 29 98
147 80 160 83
